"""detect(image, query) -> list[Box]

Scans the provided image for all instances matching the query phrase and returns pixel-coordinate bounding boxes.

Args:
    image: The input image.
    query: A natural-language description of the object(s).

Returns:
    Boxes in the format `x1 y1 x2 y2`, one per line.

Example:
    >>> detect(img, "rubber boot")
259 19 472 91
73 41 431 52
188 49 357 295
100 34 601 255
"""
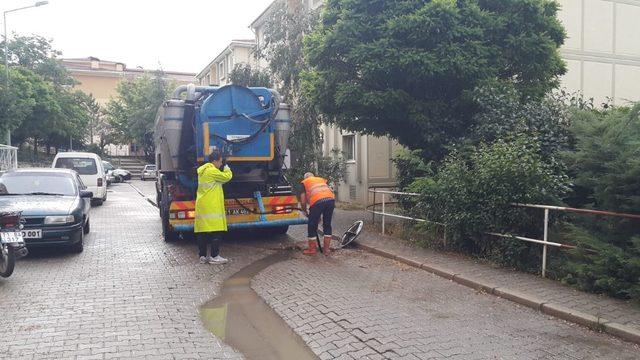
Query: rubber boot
323 236 332 256
303 238 317 255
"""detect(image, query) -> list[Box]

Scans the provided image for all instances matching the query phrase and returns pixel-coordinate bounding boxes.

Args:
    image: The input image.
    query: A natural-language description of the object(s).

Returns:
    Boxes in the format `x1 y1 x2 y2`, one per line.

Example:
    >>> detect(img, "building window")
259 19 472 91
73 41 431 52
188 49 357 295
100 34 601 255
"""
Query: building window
218 61 225 83
342 134 355 161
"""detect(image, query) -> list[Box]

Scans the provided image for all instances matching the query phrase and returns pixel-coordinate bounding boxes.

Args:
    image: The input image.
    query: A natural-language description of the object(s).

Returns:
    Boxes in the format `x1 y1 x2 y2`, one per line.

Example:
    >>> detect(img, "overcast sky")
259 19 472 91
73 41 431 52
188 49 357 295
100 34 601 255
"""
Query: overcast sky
1 0 274 73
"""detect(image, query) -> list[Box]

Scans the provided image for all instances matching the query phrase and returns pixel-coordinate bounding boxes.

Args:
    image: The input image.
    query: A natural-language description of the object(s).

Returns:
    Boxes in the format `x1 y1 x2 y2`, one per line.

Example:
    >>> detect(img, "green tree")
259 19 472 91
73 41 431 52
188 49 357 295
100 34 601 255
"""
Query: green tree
0 65 39 140
0 34 75 86
1 35 88 151
81 94 113 152
229 64 272 88
106 72 174 158
260 0 345 186
303 0 566 160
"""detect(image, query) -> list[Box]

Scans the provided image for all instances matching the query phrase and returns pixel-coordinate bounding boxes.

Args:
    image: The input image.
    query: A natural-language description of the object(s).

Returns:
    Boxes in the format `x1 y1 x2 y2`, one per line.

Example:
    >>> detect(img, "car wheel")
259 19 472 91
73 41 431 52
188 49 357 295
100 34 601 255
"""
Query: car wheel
83 219 91 234
70 230 84 253
92 198 103 206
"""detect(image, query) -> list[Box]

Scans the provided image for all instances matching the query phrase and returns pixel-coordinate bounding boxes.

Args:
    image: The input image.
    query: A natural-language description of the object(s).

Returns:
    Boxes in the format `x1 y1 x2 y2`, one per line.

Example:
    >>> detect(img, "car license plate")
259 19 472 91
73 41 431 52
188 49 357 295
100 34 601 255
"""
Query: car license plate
1 231 24 244
22 229 42 239
226 208 250 216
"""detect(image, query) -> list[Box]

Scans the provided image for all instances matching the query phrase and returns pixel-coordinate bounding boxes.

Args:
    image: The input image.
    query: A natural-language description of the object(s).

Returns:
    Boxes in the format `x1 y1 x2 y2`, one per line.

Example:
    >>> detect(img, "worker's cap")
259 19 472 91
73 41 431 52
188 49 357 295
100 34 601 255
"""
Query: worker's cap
304 172 314 179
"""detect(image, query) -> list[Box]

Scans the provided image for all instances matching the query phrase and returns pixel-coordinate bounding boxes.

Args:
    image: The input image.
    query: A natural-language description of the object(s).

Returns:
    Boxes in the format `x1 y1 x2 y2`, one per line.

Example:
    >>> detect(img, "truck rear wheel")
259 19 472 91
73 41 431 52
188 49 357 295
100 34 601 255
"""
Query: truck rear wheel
162 210 179 242
160 181 179 242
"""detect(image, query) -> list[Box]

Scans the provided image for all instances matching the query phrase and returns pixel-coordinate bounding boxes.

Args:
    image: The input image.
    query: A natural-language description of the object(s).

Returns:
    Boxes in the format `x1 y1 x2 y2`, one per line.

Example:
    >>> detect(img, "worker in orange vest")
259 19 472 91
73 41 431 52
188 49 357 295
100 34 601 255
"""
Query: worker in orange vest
300 172 335 255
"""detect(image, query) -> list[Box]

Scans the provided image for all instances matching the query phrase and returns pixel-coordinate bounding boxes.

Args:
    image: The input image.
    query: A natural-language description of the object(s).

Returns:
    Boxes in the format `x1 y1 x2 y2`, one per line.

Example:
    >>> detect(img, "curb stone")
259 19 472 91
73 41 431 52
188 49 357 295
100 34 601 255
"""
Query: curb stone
602 322 640 344
354 241 640 346
452 274 498 294
493 288 545 311
541 303 600 330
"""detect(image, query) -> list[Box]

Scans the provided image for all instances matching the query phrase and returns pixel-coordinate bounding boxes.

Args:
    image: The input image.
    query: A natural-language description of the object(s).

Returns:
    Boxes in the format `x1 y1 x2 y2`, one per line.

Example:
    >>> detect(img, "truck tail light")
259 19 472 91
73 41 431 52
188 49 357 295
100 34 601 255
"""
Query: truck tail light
97 178 103 187
172 210 195 220
273 206 292 214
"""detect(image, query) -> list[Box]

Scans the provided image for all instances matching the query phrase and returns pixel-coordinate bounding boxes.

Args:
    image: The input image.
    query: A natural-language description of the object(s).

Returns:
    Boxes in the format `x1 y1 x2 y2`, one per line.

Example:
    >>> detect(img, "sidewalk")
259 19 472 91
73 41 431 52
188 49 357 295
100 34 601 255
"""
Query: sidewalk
331 209 640 344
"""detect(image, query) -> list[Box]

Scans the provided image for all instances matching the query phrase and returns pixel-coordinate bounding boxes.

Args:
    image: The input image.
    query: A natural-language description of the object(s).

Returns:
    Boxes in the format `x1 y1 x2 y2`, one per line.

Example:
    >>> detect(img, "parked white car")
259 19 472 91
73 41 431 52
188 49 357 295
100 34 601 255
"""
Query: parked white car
102 161 131 183
53 152 107 205
141 165 156 181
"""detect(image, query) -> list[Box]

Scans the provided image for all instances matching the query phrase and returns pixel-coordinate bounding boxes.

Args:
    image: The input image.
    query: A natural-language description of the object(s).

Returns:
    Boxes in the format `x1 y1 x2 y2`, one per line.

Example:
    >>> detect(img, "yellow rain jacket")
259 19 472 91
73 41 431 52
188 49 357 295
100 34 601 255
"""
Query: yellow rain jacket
194 163 233 233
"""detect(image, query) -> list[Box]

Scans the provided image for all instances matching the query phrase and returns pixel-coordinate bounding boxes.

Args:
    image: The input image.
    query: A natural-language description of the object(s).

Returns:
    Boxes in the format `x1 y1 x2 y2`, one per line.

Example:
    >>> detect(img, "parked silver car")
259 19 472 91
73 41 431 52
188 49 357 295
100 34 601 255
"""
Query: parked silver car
141 165 156 181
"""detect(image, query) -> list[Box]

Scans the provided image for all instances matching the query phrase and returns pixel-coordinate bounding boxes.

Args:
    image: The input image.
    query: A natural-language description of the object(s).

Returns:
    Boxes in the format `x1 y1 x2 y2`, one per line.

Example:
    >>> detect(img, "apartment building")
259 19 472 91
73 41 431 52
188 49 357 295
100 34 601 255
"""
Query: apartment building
195 40 256 86
62 57 195 155
62 57 195 106
557 0 640 105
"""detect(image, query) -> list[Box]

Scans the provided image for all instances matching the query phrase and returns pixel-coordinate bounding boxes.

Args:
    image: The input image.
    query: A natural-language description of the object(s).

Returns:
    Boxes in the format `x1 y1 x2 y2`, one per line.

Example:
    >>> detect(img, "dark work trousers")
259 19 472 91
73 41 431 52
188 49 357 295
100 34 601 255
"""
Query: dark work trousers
196 231 223 257
307 199 335 238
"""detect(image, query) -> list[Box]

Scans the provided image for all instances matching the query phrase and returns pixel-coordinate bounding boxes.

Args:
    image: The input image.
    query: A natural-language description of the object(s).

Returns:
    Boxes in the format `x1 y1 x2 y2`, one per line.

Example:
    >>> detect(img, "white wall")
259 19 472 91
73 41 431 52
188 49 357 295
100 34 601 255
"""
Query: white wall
558 0 640 105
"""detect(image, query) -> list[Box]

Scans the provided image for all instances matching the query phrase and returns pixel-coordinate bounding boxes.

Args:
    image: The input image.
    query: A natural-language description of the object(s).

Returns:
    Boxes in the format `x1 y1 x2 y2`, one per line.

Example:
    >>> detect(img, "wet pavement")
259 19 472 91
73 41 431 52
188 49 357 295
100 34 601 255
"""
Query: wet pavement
0 182 271 359
253 250 640 359
201 251 317 360
2 179 638 359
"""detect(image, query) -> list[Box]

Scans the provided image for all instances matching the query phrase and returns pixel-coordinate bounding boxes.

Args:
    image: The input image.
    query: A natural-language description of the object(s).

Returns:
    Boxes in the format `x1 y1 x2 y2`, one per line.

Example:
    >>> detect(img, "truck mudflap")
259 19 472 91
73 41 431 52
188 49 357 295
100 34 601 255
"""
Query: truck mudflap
168 192 307 232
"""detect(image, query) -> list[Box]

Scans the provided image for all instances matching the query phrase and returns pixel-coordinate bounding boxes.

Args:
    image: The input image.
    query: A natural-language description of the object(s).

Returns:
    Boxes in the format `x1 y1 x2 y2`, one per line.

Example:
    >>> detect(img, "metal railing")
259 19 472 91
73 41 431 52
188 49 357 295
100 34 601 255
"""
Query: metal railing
0 144 18 172
366 188 640 278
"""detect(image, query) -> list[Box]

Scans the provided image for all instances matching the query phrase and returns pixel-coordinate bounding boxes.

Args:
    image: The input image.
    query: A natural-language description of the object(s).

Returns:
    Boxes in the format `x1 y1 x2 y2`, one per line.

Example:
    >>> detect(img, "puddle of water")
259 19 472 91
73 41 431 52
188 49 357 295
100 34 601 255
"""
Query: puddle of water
201 251 318 360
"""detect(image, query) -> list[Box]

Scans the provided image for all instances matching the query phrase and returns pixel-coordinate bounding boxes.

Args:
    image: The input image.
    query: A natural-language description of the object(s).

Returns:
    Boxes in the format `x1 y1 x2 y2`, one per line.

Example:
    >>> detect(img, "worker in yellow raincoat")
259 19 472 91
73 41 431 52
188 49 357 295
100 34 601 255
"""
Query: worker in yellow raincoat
195 149 233 264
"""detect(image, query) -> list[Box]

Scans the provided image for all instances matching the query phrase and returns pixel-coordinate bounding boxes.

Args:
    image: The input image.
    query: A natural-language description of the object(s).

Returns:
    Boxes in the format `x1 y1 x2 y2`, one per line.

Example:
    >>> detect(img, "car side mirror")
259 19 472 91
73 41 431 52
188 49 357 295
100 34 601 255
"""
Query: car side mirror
80 190 93 198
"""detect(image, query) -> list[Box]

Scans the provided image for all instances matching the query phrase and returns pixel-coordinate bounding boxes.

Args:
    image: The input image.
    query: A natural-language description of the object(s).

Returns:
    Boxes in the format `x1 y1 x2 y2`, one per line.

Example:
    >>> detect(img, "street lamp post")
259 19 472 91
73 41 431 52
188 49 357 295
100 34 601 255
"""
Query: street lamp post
3 1 49 145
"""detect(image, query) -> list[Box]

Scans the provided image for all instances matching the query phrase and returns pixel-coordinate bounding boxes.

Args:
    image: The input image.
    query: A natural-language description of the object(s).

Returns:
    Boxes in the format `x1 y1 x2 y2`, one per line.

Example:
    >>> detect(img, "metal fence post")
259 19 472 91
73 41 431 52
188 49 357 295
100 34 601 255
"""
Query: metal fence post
542 208 549 278
372 188 376 224
381 193 386 235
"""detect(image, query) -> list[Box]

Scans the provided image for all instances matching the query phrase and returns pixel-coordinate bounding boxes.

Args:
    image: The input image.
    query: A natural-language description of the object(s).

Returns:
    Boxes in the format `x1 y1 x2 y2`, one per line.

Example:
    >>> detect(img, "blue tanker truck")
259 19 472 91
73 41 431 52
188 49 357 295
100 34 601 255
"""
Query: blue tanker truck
154 84 306 241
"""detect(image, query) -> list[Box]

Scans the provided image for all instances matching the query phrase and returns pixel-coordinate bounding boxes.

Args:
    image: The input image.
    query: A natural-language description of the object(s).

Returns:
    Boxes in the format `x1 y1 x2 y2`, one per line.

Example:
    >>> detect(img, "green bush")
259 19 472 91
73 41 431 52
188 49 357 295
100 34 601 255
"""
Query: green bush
408 137 569 269
556 103 640 300
469 81 571 159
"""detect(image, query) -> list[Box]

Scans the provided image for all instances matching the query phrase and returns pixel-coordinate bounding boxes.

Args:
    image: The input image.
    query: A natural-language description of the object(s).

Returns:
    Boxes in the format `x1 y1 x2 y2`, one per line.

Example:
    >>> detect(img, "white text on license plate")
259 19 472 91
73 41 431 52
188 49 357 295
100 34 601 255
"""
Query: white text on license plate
227 208 250 216
1 231 24 243
22 229 42 239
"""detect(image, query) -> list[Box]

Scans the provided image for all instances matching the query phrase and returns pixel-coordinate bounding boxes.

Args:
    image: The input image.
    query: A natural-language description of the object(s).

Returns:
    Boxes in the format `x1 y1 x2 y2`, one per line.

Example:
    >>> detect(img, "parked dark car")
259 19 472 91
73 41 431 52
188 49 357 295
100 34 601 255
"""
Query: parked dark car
0 168 92 253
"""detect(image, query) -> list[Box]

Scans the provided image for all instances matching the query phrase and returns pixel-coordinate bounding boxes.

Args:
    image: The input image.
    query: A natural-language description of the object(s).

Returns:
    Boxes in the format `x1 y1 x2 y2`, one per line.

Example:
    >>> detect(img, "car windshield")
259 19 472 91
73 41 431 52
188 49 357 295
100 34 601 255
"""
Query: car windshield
145 166 156 171
55 157 98 175
103 162 114 171
0 173 76 196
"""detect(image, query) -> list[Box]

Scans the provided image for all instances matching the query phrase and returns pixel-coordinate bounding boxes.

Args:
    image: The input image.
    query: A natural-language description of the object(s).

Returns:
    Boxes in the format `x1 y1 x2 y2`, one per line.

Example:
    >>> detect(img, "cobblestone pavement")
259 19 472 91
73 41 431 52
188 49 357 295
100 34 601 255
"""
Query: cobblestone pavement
253 249 640 359
0 182 274 360
328 209 640 335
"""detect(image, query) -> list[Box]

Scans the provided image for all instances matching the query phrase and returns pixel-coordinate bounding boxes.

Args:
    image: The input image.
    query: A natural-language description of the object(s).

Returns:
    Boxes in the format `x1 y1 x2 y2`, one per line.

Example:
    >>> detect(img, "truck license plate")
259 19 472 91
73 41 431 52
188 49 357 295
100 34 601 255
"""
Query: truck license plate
1 231 24 243
22 229 42 239
226 208 250 216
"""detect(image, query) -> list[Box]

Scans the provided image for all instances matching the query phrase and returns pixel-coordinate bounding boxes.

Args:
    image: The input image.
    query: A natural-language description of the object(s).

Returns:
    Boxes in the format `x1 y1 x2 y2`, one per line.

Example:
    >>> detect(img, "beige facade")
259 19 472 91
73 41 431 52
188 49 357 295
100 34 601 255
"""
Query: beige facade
62 57 195 155
557 0 640 105
195 40 256 86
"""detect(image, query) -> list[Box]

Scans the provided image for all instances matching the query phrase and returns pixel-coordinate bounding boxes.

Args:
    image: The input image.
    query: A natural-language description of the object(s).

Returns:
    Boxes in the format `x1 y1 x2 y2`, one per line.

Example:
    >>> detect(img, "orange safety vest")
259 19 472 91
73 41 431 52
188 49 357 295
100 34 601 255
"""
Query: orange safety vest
301 176 335 207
